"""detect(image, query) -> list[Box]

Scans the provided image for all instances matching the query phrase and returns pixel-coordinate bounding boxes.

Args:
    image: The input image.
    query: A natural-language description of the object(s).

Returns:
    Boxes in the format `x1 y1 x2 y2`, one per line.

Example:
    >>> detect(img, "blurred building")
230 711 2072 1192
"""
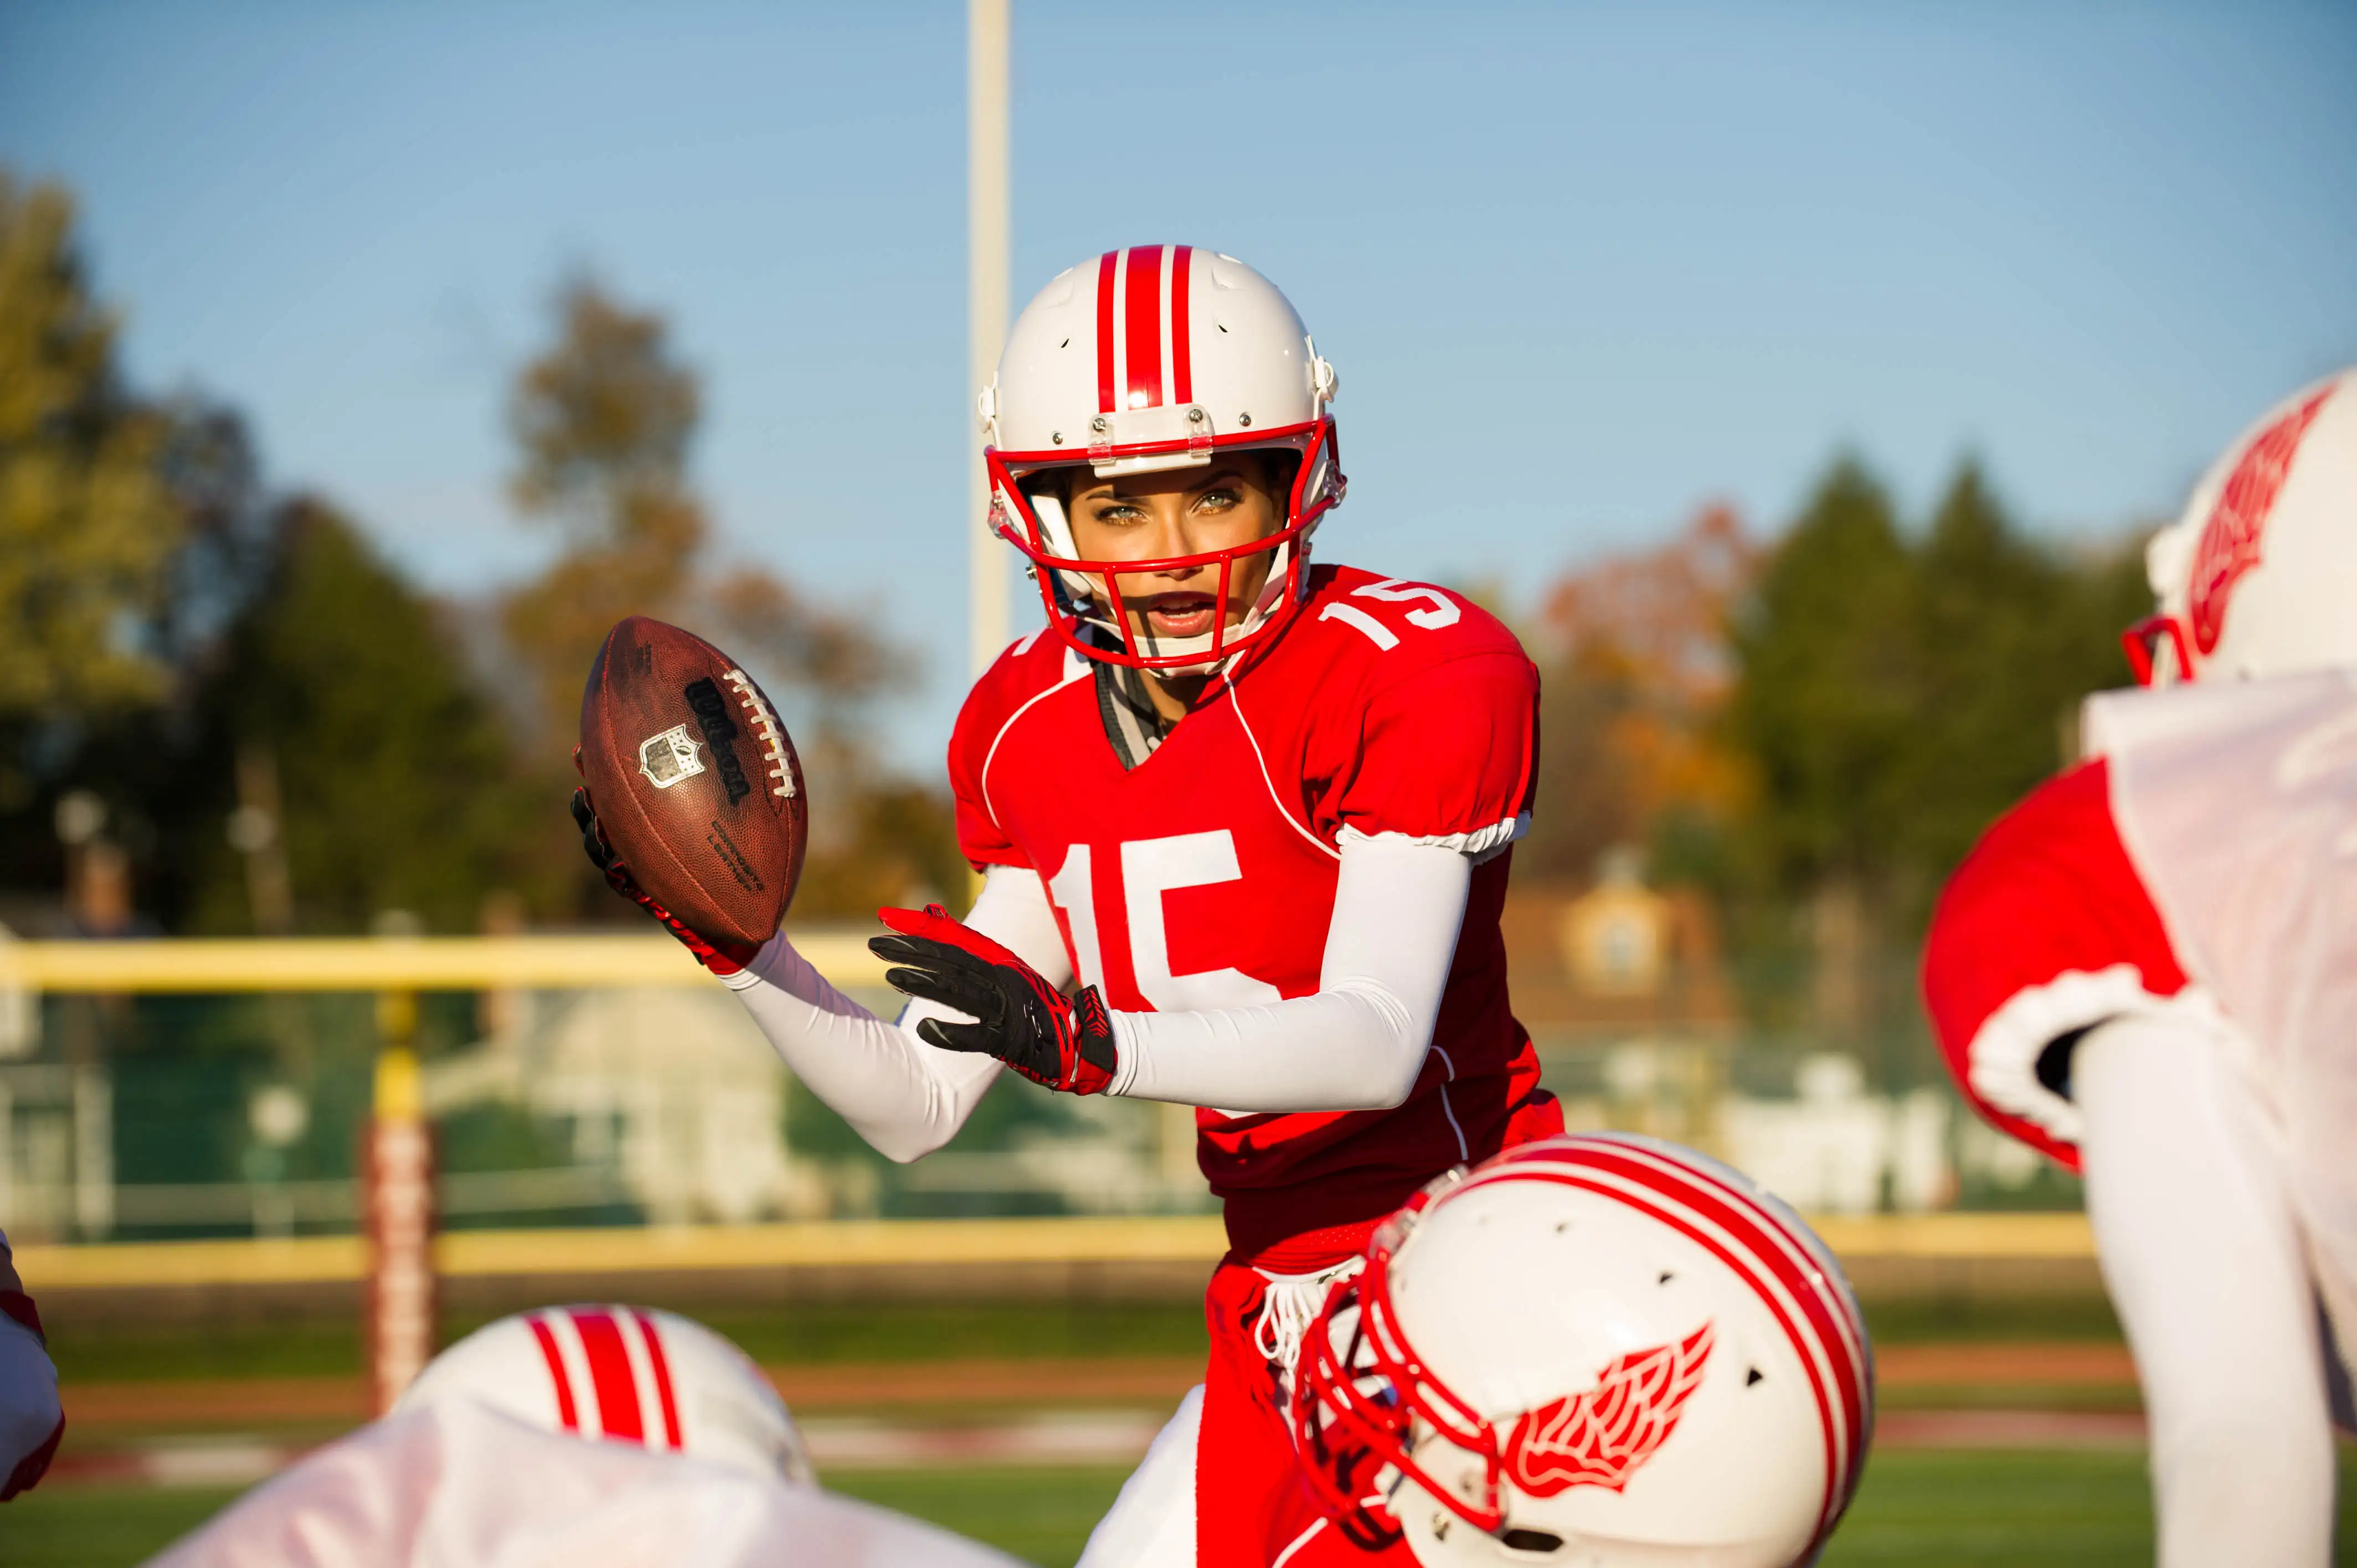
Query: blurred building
1509 854 1965 1214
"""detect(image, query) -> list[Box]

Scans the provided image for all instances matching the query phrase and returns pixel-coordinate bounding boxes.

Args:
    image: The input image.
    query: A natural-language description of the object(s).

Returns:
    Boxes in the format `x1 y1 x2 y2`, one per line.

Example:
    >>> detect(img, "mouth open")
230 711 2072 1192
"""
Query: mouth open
1138 592 1222 641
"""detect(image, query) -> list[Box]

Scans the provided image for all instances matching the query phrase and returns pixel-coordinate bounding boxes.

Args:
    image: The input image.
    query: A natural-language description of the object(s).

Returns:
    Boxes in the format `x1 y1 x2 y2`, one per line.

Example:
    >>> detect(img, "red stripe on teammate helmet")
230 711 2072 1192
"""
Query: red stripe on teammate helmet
1566 1142 1871 1471
1543 1139 1870 1440
526 1313 579 1432
1532 1170 1843 1539
1473 1139 1870 1543
1095 251 1119 414
1169 245 1194 405
632 1308 683 1450
570 1308 645 1442
1124 245 1164 409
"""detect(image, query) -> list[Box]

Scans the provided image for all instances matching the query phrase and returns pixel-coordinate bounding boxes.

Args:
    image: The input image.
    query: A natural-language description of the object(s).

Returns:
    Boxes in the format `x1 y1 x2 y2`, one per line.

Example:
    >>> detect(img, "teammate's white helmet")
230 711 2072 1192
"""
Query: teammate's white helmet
396 1304 814 1485
1294 1134 1874 1567
982 245 1346 670
2128 368 2357 684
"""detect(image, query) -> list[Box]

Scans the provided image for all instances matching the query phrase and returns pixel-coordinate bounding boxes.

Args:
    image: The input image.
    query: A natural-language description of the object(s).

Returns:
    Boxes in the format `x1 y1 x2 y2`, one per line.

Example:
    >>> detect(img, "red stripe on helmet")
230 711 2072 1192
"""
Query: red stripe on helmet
1094 251 1119 415
1535 1171 1844 1539
1124 245 1164 410
570 1308 645 1442
2190 384 2334 654
1474 1141 1870 1543
1550 1142 1872 1448
525 1313 579 1432
1169 245 1194 405
631 1308 683 1450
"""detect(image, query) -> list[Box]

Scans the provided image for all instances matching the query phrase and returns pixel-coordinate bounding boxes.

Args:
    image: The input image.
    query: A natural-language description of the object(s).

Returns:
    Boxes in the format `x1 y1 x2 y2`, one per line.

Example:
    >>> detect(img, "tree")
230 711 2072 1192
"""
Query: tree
500 283 704 743
0 173 182 721
1896 462 2149 895
1520 504 1758 888
166 499 533 934
1715 453 2154 1071
1723 459 1922 900
498 278 953 919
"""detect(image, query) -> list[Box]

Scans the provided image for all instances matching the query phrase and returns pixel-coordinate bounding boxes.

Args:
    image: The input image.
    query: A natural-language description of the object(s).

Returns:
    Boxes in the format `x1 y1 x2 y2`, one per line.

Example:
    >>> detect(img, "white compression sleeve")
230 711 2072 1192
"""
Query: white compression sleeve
1106 835 1470 1115
722 866 1071 1164
2075 1015 2336 1568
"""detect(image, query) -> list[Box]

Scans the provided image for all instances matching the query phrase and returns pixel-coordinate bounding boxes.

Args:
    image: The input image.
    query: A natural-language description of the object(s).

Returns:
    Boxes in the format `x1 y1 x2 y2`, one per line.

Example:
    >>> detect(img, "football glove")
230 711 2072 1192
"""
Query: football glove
869 904 1118 1095
570 786 761 977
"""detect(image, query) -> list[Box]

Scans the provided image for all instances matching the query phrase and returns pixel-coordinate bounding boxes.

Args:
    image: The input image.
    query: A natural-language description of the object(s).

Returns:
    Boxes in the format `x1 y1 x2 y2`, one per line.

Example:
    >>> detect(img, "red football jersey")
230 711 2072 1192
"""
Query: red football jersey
1920 759 2190 1171
949 564 1555 1257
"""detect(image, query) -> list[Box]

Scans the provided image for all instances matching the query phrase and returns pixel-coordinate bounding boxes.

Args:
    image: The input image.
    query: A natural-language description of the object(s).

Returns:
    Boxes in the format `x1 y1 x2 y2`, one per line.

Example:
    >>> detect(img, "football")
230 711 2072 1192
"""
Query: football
578 616 808 947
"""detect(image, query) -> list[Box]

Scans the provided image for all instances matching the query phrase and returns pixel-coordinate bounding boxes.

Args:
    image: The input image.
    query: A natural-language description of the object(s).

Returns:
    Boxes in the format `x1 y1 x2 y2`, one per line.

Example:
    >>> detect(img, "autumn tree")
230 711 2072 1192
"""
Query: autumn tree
498 279 958 918
1520 504 1759 888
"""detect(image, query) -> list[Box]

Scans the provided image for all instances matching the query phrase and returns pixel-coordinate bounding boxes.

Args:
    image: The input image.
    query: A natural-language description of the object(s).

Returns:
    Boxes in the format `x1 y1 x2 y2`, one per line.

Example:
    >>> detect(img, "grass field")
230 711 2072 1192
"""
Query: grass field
14 1293 2346 1563
37 1293 2138 1388
3 1450 2352 1566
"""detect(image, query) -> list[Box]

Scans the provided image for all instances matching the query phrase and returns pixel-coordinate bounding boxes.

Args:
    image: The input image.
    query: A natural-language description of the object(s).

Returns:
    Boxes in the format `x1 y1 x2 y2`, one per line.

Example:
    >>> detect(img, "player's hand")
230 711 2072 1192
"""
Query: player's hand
0 1290 62 1502
570 785 760 977
870 904 1117 1095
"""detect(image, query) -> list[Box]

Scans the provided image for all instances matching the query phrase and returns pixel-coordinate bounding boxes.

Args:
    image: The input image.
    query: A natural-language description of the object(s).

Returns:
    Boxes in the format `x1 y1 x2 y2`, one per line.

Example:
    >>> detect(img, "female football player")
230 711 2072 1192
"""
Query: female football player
578 246 1558 1565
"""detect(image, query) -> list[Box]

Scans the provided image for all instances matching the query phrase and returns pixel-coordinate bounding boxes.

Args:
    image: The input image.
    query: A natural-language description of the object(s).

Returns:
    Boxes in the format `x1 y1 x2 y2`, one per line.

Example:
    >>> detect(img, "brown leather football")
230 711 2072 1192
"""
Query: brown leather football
578 616 807 947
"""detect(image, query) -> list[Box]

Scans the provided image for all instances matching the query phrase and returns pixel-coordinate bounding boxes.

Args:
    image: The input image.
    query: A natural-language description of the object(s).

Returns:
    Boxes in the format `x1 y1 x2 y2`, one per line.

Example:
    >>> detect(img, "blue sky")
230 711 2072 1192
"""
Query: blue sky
4 1 2353 770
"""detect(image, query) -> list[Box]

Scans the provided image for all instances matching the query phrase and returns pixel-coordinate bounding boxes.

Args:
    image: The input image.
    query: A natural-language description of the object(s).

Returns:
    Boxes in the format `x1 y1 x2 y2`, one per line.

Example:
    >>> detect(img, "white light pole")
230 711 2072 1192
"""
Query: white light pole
968 0 1011 678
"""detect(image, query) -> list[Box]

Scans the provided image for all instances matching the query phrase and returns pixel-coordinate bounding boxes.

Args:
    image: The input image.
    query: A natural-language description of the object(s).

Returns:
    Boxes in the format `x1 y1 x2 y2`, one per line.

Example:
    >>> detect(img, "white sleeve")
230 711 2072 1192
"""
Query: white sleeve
2073 1017 2339 1565
1105 835 1469 1114
722 865 1072 1164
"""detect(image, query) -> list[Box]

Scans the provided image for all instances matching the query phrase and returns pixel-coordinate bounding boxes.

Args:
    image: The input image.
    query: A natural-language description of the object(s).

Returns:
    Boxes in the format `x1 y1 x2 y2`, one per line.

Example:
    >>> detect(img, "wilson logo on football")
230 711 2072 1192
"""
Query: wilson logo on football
2189 386 2332 654
1503 1322 1713 1495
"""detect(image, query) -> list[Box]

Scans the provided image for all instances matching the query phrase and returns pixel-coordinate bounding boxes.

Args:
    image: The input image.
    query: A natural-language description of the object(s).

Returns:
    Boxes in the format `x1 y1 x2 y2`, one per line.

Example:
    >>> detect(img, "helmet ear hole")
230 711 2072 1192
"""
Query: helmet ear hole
1498 1529 1566 1553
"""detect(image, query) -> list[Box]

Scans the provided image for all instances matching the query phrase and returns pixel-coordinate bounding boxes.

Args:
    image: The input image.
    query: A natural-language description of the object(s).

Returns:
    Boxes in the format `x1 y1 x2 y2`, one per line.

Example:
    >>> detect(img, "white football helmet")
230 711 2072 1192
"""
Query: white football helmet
2128 368 2357 684
397 1303 814 1485
982 245 1346 670
1294 1134 1874 1567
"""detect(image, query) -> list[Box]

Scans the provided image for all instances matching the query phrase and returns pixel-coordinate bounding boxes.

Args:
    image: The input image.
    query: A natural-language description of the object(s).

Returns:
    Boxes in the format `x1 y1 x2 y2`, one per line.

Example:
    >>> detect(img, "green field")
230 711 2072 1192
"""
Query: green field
38 1292 2136 1388
3 1450 2352 1567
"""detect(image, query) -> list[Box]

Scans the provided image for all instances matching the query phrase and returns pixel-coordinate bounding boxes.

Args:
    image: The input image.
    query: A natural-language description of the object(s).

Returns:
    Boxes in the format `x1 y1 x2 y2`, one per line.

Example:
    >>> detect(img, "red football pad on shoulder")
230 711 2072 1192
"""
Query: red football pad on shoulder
578 616 808 947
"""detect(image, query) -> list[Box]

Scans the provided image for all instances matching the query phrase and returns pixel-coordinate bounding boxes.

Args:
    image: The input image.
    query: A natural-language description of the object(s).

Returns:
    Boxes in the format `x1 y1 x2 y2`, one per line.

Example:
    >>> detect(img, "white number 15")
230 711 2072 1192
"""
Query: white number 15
1317 578 1460 650
1044 832 1282 1012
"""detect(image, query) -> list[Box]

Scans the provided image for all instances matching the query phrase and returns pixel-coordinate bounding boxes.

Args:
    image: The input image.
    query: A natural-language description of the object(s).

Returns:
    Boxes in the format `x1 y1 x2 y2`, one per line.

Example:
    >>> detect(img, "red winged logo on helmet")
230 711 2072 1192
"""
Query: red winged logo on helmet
2189 386 2333 656
1501 1322 1713 1496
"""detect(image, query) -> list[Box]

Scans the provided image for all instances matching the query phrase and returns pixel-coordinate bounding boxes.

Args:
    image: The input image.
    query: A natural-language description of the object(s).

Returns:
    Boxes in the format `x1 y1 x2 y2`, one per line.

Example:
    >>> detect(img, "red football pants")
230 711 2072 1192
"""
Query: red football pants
1196 1240 1416 1567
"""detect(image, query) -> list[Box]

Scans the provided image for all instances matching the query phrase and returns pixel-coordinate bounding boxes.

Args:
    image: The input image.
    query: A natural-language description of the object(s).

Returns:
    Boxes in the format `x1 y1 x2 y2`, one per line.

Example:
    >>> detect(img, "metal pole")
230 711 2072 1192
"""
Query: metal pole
364 991 435 1414
968 0 1011 679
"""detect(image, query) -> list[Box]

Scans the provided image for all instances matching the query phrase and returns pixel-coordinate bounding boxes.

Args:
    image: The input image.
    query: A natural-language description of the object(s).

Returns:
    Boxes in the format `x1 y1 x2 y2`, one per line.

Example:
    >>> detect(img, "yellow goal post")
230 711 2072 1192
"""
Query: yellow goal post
0 931 890 994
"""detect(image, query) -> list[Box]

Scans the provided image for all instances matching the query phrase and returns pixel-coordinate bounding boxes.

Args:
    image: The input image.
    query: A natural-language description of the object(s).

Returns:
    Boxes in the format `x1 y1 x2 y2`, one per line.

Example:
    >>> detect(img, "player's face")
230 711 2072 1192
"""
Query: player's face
1065 460 1285 649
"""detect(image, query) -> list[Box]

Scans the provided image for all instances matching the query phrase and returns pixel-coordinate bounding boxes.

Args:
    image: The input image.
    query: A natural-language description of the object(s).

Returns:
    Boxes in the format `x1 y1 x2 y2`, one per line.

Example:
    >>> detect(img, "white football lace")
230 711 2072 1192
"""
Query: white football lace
1253 1255 1366 1390
723 668 795 799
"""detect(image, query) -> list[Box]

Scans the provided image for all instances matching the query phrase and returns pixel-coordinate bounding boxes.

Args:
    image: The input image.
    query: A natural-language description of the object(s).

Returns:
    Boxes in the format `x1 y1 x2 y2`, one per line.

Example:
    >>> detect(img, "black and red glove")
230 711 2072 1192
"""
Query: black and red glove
570 786 760 977
869 904 1118 1095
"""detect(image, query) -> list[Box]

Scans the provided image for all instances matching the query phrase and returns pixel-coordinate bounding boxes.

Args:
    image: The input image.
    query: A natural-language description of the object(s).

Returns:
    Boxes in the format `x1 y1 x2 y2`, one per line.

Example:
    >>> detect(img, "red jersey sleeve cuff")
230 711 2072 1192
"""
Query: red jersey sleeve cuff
1962 966 2222 1167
